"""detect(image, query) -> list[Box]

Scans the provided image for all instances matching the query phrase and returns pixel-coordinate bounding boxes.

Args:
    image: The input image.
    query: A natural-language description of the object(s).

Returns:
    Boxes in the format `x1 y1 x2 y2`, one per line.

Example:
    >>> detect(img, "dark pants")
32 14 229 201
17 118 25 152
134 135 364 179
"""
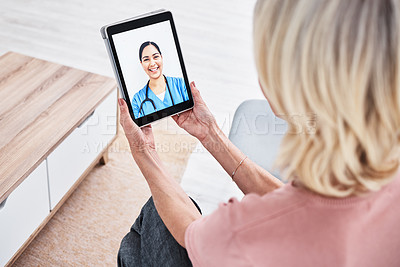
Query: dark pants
117 197 202 267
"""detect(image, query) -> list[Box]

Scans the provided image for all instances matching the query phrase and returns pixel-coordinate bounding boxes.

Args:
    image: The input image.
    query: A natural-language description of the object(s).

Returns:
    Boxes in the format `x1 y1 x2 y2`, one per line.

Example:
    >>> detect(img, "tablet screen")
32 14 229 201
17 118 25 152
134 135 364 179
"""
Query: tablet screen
103 11 193 126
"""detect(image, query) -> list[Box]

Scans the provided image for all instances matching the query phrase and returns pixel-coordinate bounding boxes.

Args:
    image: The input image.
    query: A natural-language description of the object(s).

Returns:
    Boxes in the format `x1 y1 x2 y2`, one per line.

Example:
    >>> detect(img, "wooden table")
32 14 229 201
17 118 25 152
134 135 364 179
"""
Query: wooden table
0 52 118 266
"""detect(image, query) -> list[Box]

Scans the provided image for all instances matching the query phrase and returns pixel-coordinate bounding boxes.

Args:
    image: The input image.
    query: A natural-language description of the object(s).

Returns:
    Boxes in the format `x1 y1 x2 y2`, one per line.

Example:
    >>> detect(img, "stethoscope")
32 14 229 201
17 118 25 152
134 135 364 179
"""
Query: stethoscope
139 74 175 117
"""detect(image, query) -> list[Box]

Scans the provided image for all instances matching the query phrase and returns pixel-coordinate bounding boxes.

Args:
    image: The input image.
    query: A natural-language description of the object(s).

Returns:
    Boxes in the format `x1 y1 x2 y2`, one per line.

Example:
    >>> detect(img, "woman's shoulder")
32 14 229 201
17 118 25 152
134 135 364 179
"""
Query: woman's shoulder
165 76 184 84
165 76 186 96
230 173 400 227
208 184 306 230
132 84 147 101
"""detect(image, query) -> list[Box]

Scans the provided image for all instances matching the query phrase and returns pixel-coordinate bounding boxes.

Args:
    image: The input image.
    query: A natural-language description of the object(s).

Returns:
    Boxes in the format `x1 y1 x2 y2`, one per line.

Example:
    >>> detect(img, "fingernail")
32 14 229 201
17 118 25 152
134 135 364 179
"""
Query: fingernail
193 81 196 87
118 98 124 106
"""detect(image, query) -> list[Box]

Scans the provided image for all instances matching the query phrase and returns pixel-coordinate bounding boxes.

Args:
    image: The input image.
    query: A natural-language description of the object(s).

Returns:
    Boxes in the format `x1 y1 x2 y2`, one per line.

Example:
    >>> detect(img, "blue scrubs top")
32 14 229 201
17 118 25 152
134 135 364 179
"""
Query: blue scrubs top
131 76 188 118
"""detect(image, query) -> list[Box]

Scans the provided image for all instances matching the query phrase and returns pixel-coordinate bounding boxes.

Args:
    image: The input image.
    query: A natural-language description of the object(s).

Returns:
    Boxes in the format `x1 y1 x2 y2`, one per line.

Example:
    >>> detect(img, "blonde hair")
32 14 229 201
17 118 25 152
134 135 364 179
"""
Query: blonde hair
254 0 400 197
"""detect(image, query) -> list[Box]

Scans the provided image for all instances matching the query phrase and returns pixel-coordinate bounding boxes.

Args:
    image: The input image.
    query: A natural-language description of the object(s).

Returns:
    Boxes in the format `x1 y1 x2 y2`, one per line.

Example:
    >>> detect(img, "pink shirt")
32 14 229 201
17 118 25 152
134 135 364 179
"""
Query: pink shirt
185 173 400 266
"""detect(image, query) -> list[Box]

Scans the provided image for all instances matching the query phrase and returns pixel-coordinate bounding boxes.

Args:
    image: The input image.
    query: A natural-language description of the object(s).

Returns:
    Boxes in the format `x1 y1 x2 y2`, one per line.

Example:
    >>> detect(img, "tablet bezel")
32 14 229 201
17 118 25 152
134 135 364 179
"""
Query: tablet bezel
104 11 194 127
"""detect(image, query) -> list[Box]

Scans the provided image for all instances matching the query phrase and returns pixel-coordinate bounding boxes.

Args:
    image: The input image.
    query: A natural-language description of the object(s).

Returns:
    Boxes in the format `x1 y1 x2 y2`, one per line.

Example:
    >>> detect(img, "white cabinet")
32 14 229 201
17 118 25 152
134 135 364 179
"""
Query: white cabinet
47 90 117 209
0 161 49 267
0 52 118 266
0 90 117 265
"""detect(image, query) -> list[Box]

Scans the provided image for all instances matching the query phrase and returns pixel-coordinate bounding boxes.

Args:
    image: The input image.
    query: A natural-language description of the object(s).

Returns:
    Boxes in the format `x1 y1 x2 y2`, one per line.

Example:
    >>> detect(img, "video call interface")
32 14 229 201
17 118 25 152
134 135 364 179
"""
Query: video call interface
112 21 189 119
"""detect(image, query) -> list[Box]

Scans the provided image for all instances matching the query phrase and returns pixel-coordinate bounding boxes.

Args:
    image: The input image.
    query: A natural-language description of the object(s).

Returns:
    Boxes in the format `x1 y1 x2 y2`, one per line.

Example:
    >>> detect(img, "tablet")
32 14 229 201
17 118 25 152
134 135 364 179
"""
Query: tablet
101 10 194 127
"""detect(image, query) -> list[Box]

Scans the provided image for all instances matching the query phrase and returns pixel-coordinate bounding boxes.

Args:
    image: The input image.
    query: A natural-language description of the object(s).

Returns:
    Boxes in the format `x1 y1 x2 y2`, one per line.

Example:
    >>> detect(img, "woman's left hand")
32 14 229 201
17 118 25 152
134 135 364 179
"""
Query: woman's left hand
118 98 155 154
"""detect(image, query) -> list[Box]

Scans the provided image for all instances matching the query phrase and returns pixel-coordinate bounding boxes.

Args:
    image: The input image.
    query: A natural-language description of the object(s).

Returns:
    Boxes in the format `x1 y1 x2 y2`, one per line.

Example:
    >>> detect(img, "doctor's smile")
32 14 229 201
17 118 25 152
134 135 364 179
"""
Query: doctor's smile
148 66 159 72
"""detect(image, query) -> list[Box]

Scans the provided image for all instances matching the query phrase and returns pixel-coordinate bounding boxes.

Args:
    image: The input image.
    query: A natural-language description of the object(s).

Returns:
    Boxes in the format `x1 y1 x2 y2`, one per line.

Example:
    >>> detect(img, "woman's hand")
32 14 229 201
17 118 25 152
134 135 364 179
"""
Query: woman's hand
118 98 155 154
172 82 216 142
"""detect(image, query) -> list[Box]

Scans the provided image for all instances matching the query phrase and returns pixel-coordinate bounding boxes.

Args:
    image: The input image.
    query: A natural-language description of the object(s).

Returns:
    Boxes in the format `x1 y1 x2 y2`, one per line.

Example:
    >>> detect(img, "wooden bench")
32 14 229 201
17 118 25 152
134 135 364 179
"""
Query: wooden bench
0 52 118 266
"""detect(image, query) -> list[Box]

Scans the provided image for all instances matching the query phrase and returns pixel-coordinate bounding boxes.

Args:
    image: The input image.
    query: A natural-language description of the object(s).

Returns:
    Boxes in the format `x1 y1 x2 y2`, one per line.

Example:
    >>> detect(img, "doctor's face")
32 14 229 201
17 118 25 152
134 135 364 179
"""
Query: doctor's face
140 45 163 80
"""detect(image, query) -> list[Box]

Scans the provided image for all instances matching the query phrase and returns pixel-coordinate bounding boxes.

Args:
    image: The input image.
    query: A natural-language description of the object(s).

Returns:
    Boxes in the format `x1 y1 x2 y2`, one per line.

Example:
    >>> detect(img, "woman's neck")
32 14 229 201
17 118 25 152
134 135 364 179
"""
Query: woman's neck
149 75 166 95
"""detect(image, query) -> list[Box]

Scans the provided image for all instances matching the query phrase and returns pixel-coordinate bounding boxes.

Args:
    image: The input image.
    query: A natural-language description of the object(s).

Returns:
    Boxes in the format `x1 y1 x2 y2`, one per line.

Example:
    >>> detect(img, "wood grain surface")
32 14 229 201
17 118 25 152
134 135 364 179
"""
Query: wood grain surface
0 52 116 204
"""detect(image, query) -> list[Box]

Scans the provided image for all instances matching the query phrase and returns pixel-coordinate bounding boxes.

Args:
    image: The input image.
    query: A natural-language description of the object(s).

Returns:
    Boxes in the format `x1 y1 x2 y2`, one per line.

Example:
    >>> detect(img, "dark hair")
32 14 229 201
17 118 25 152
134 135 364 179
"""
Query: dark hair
139 41 161 62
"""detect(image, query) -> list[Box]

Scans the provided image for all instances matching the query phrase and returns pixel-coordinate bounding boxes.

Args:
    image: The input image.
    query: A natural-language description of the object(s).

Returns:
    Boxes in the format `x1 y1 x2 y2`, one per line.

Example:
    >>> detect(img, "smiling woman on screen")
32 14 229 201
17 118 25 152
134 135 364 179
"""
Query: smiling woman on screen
131 41 188 118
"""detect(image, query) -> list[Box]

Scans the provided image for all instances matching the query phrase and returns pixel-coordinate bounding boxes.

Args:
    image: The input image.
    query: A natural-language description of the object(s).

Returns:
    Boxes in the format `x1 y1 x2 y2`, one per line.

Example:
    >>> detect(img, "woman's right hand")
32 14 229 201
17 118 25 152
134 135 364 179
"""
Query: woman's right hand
172 82 217 142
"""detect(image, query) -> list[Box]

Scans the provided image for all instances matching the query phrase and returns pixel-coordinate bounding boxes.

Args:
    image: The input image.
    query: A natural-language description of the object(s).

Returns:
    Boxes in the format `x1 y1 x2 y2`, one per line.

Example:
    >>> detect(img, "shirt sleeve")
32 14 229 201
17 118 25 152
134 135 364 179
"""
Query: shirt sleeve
185 197 249 267
178 77 189 101
131 94 141 118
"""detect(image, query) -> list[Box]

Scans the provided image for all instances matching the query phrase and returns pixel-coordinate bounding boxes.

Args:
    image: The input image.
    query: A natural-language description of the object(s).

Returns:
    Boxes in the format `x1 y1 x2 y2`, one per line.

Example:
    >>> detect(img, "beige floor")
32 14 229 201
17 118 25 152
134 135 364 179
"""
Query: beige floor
13 122 198 266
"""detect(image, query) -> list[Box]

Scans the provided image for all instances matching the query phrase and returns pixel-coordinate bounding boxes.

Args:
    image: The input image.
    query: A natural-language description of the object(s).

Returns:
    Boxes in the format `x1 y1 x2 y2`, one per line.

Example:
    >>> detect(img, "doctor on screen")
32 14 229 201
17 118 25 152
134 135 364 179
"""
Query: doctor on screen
131 41 188 118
